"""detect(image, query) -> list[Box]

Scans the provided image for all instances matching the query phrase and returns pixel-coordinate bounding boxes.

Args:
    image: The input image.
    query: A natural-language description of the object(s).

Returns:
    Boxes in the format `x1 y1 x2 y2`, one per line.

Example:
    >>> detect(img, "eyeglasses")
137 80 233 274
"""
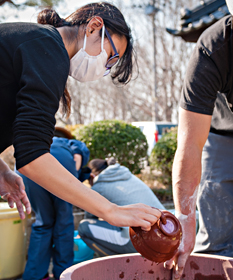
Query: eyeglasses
104 28 119 76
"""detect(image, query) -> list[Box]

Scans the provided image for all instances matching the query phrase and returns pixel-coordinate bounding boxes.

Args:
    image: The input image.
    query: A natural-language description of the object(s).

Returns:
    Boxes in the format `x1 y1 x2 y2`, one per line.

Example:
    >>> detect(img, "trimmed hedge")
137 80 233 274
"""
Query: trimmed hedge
75 120 148 174
149 126 177 187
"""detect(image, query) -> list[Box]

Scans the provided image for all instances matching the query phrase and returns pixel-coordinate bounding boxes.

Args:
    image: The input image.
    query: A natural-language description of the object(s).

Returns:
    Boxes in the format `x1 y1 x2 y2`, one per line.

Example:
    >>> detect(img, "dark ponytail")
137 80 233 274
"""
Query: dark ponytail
37 9 71 117
37 9 70 27
107 157 116 166
88 157 116 175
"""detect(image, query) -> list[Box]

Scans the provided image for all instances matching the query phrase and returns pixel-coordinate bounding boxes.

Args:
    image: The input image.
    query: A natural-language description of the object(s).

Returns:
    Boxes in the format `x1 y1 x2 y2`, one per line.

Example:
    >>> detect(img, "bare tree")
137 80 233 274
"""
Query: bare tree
155 0 198 121
0 0 61 8
56 0 200 126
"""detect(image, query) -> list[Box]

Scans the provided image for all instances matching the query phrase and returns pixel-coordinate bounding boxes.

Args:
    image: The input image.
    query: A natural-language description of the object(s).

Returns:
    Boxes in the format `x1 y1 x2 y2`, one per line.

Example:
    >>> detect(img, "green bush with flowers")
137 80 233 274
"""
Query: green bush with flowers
75 120 148 174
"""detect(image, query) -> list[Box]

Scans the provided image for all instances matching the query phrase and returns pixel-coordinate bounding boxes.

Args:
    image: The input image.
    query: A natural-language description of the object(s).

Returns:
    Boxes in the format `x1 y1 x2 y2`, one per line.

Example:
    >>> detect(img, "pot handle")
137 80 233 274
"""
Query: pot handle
152 207 167 225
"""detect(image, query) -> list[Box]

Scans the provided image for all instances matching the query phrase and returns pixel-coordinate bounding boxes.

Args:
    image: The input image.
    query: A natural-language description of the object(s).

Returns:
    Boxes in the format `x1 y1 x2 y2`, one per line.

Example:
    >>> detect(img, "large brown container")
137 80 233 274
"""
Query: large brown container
60 253 233 280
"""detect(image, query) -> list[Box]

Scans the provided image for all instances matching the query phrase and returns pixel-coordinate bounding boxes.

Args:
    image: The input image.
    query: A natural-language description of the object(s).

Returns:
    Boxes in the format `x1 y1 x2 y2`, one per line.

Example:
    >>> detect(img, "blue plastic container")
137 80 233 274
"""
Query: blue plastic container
73 230 94 264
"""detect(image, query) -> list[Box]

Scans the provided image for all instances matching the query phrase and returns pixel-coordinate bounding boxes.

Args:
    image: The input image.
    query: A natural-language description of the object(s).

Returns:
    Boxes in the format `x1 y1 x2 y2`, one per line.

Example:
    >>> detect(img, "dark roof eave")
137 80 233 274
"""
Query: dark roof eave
166 16 227 42
166 0 230 43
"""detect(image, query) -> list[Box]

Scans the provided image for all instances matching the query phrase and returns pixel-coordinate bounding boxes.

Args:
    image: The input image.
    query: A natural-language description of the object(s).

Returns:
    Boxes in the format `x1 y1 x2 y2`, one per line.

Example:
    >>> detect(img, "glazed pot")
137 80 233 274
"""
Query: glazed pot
129 210 182 263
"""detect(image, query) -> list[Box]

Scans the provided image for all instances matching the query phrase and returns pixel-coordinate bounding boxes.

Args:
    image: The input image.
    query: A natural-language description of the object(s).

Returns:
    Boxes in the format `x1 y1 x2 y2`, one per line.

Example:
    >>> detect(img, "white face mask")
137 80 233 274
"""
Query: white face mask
226 0 233 15
69 25 108 82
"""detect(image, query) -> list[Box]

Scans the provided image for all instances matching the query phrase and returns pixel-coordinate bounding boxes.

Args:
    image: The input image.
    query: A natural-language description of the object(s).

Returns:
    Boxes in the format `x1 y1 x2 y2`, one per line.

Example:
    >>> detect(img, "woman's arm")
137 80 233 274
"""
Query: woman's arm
19 153 161 230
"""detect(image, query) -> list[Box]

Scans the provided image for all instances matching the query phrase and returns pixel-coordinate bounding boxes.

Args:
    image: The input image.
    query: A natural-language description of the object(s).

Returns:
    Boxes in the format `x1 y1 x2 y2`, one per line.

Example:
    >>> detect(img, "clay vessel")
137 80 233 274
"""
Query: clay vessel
129 210 182 263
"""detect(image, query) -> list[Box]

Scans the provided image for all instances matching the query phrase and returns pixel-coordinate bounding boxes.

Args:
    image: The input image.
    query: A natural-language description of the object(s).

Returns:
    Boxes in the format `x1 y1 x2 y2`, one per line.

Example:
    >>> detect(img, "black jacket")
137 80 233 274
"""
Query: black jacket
0 22 70 169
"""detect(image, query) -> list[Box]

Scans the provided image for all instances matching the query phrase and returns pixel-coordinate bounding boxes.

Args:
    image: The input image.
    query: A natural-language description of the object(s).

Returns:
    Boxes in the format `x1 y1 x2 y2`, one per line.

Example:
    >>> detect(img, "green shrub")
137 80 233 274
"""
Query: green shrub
75 120 148 174
149 127 177 187
152 188 173 202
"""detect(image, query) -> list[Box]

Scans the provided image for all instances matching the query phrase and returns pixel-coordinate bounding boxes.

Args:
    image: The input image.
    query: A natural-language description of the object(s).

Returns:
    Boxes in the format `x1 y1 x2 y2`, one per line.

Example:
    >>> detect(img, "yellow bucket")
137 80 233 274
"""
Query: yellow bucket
0 202 27 280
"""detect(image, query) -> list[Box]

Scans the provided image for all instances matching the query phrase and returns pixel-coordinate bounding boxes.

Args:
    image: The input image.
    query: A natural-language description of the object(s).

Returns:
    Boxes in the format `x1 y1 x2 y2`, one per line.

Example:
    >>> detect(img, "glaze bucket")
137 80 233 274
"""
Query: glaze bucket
0 202 27 280
60 253 233 280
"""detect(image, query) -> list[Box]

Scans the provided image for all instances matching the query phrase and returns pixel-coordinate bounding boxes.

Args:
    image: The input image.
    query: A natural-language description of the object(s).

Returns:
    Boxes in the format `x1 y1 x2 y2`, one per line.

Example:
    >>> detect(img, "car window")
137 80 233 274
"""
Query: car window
157 124 177 135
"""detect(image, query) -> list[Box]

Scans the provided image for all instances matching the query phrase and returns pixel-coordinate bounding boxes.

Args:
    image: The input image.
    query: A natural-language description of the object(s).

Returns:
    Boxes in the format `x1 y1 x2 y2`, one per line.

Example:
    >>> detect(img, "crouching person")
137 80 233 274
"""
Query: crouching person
78 157 165 256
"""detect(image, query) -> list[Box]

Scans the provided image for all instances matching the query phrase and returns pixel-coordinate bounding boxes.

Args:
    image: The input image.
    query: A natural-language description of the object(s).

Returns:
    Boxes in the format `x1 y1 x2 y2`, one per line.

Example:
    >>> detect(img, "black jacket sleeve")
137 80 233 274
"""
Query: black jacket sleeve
13 35 69 169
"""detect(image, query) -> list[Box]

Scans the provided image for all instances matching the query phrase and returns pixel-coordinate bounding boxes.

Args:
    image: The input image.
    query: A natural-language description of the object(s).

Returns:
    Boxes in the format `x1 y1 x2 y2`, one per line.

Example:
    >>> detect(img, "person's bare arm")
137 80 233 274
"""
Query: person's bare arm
0 158 31 219
164 108 212 280
73 154 82 171
19 153 161 230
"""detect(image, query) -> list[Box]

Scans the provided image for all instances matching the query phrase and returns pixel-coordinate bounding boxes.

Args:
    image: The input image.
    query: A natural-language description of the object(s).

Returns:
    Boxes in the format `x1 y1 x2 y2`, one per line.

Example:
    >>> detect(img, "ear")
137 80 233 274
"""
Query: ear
86 16 104 37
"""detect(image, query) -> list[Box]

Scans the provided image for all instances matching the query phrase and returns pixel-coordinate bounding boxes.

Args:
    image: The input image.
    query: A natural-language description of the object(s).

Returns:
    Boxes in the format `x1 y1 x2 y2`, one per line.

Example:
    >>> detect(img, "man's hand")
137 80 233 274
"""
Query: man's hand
164 214 196 279
164 108 212 279
0 159 31 219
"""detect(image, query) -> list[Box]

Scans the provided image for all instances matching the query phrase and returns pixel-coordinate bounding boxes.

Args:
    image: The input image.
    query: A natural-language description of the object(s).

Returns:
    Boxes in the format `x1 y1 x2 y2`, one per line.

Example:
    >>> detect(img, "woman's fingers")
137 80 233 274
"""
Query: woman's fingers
1 192 10 200
160 211 167 224
15 174 31 217
0 169 31 219
20 191 31 214
139 221 152 231
129 204 162 230
2 193 15 209
18 180 31 214
109 204 164 230
151 207 167 224
7 196 15 208
15 199 26 220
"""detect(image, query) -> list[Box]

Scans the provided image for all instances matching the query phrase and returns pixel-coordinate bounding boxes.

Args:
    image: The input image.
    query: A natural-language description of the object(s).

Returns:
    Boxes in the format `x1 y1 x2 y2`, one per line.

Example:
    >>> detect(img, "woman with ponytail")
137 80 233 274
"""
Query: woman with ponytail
0 3 163 279
78 158 165 257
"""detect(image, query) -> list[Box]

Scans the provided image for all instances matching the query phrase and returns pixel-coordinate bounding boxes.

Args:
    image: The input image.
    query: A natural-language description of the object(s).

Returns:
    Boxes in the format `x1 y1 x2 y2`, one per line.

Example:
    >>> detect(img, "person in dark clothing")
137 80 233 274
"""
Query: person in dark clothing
0 2 162 236
164 2 233 279
17 127 91 280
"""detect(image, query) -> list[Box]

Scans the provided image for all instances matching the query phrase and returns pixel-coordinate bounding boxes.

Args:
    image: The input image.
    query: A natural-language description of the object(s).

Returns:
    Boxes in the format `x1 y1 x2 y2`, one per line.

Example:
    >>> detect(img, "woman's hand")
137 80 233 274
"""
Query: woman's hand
0 159 31 219
164 214 196 279
104 203 163 231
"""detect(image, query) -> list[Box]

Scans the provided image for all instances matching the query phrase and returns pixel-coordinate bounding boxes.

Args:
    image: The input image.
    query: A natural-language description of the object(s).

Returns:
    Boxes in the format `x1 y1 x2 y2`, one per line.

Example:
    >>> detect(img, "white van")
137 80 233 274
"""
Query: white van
131 121 177 155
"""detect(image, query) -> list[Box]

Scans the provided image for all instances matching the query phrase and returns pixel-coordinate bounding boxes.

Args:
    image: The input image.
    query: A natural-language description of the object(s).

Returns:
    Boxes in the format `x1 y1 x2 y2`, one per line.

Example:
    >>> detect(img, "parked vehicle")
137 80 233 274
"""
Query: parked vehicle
131 121 178 155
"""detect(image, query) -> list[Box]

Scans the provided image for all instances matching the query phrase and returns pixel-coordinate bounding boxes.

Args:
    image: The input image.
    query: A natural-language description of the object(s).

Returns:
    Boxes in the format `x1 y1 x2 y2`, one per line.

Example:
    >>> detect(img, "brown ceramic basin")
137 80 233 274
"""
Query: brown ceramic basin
60 253 233 280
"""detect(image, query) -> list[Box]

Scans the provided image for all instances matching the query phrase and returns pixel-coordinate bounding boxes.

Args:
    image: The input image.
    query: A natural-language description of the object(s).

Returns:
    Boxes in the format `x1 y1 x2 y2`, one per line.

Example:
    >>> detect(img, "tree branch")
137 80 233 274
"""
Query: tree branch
0 0 20 7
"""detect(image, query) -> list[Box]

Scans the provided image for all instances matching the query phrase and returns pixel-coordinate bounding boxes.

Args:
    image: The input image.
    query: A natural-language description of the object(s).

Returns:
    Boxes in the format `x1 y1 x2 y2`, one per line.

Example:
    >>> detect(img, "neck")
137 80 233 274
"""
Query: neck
57 26 81 59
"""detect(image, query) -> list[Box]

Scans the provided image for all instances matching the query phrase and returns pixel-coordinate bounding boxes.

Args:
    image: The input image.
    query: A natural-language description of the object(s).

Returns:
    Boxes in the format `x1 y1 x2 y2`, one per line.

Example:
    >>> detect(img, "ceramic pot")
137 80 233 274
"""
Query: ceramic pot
129 210 182 263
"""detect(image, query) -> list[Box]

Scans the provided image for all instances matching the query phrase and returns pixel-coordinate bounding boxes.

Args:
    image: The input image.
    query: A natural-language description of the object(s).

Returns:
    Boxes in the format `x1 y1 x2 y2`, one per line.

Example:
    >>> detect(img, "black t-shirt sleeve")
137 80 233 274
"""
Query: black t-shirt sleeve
180 42 223 115
13 35 69 169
